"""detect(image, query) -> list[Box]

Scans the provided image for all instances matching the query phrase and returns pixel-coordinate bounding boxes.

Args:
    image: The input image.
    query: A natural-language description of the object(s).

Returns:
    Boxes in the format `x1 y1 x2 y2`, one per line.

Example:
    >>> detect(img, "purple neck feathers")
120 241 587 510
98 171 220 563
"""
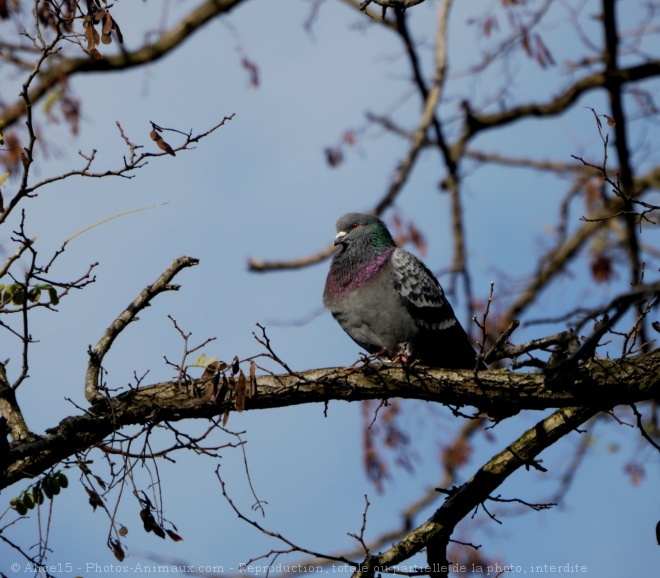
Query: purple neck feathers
328 248 393 295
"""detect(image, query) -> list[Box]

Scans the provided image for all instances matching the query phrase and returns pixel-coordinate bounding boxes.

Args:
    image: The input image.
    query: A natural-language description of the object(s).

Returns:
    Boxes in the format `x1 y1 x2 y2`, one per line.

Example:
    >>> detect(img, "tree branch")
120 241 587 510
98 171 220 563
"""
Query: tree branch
374 0 453 216
347 405 599 577
0 0 246 129
84 256 199 403
464 61 660 137
0 362 33 443
3 349 659 490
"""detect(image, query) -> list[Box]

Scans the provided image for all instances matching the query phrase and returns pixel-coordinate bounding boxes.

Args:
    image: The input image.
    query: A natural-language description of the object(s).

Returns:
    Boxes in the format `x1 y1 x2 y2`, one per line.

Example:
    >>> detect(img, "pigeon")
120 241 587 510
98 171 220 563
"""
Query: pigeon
323 213 481 369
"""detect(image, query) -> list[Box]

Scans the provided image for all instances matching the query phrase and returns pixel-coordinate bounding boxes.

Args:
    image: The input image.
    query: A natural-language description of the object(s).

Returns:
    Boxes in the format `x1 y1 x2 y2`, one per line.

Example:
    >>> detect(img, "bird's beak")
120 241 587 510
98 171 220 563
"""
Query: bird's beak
334 231 347 246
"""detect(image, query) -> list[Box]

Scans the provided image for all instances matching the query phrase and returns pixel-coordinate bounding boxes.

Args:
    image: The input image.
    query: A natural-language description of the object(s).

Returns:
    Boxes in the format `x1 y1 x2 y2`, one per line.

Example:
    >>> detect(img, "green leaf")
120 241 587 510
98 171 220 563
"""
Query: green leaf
193 353 207 367
32 487 44 505
192 354 218 368
10 285 26 306
43 477 54 499
28 287 41 302
55 471 69 488
22 492 35 510
10 499 27 516
3 284 21 305
47 286 59 305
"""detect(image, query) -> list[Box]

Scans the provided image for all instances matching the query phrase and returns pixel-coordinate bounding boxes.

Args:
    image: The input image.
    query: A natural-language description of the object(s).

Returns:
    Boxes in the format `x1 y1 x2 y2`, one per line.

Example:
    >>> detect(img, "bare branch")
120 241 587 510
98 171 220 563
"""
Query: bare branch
464 61 660 137
85 256 199 403
351 405 600 578
248 243 336 272
216 465 358 569
630 403 660 453
0 0 247 130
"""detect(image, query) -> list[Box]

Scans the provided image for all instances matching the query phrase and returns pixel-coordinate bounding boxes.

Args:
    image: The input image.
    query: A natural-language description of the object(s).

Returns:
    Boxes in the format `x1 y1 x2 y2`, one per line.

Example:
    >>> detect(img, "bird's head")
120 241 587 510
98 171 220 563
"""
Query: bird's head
332 213 396 251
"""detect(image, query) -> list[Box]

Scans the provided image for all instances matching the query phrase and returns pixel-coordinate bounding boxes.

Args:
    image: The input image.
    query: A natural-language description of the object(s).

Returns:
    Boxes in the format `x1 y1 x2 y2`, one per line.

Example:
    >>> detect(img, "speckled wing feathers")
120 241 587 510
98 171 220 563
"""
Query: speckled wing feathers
390 248 458 332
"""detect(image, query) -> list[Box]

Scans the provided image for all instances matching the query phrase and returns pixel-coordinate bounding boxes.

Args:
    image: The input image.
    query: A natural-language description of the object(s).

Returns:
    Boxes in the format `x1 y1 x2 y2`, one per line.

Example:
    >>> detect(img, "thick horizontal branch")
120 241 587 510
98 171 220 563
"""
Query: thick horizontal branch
3 350 658 490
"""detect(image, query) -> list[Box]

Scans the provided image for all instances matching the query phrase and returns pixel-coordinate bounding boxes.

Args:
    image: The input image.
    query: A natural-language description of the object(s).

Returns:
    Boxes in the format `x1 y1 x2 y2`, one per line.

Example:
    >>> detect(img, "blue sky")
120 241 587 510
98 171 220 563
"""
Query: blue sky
1 0 659 576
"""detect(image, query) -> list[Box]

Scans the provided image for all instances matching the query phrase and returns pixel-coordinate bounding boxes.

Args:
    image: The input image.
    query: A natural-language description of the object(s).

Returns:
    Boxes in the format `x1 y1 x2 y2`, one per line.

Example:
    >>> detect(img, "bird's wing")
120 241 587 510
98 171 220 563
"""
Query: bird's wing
390 248 458 331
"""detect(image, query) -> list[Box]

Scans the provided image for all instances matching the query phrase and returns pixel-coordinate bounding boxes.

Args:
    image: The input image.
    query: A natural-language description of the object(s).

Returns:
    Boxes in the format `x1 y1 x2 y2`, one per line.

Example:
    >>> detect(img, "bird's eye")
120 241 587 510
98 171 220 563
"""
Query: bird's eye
353 223 361 229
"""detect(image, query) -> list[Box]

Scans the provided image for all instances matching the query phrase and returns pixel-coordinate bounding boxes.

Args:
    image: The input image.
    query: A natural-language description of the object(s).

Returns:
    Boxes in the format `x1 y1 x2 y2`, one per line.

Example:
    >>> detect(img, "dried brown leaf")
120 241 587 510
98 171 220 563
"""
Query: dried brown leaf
222 407 230 426
111 540 125 562
241 56 259 88
62 14 73 33
248 361 256 398
140 507 165 538
324 147 343 167
216 374 230 406
139 507 152 529
150 129 175 156
407 222 427 257
521 32 532 57
113 19 124 44
166 529 184 542
624 462 645 485
101 13 113 44
85 487 103 511
584 177 603 215
2 132 23 173
235 371 246 412
93 9 106 25
442 436 473 471
102 12 113 36
590 252 613 283
483 15 498 37
118 525 128 537
84 22 96 51
534 33 555 68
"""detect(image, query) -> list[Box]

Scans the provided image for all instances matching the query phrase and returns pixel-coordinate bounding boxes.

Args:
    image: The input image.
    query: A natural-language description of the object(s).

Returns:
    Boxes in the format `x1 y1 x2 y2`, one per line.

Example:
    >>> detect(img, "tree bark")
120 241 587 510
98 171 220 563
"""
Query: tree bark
3 350 658 490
